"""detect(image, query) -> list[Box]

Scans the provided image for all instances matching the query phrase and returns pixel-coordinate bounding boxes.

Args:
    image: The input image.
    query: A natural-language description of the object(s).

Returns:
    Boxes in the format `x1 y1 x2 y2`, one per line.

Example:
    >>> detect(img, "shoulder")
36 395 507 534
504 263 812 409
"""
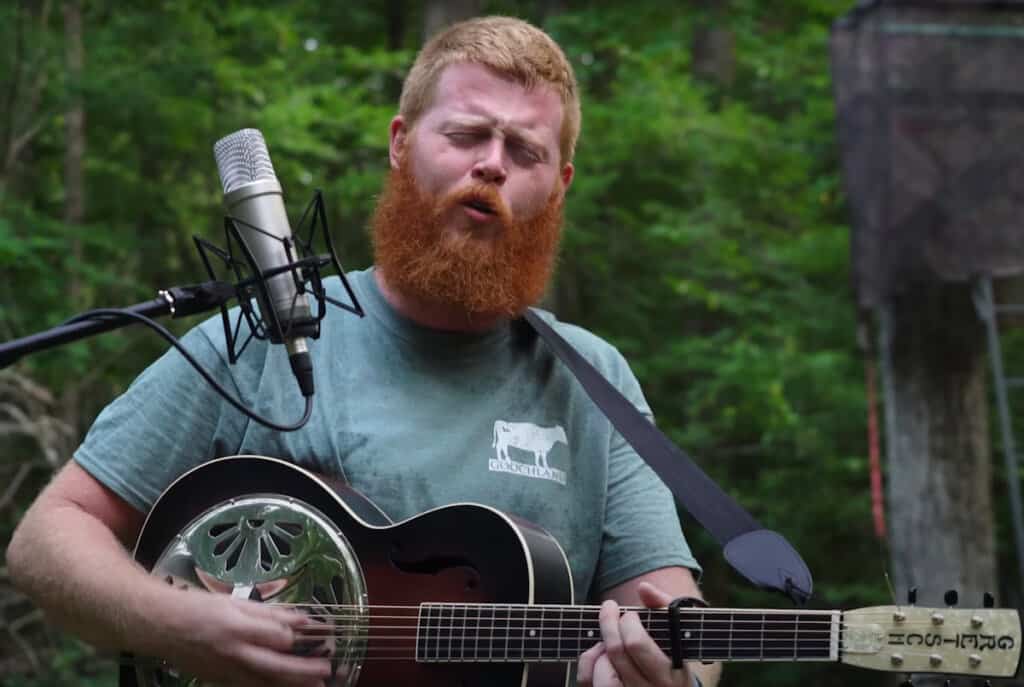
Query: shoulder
526 306 633 376
524 306 652 415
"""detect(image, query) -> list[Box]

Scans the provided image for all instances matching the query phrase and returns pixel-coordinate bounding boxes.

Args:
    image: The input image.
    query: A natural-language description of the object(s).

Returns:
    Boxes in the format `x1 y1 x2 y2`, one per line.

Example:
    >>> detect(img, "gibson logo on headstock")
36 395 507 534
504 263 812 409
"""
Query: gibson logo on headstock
888 633 1016 651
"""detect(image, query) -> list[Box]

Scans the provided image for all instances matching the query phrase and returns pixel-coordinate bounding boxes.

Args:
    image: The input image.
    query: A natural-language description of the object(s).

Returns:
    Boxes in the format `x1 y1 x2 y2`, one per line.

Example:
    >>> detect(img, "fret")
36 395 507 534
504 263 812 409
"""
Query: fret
759 612 765 660
502 604 511 661
559 605 595 661
541 606 560 660
556 606 563 661
698 608 705 660
793 614 799 660
728 611 734 660
444 604 454 661
522 606 540 659
454 605 464 661
465 604 479 661
430 603 440 662
700 610 729 660
733 612 767 659
538 606 556 660
416 603 428 662
489 605 510 662
534 606 544 659
678 606 700 660
425 603 443 662
508 606 526 660
583 607 600 655
480 604 493 662
773 612 798 660
575 605 587 659
431 604 441 661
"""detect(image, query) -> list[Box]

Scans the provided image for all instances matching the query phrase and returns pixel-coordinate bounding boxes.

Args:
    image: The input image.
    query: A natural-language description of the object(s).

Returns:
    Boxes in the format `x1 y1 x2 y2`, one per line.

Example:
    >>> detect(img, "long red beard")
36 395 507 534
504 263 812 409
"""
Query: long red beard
370 160 564 318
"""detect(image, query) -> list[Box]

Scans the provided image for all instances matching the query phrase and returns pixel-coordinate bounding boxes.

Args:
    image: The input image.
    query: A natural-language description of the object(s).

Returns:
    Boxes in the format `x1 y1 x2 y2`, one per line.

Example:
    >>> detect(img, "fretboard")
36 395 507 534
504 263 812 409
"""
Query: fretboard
416 604 839 664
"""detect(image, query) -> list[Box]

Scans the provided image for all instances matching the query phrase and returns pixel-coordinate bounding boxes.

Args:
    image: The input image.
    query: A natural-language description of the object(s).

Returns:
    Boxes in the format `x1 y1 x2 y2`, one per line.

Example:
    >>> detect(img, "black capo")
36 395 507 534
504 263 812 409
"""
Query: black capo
666 596 709 669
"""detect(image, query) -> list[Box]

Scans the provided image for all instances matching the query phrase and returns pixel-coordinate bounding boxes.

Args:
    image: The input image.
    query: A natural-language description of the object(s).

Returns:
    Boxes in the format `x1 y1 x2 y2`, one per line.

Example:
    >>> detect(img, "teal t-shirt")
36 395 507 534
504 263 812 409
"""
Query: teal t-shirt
75 268 699 598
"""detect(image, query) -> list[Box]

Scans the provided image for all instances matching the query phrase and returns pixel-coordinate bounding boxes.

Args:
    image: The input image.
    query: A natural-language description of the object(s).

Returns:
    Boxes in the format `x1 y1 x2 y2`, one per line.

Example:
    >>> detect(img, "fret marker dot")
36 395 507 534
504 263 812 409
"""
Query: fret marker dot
587 630 595 638
684 631 692 639
530 629 537 637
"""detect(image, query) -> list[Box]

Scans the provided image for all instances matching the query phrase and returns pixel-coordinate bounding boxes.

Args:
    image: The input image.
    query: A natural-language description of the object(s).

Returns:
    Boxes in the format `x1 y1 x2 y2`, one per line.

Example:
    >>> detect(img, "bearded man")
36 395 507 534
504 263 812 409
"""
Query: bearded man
8 16 719 687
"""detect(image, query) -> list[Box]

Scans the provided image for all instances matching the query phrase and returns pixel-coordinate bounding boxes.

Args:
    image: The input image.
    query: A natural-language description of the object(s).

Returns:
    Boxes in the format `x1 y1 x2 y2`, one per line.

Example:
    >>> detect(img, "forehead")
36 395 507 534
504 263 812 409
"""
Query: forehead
424 62 563 146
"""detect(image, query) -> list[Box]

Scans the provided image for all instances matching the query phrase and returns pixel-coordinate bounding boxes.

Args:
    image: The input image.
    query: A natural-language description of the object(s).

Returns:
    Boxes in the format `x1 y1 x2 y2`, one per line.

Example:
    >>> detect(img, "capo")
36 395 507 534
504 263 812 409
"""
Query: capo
667 596 708 670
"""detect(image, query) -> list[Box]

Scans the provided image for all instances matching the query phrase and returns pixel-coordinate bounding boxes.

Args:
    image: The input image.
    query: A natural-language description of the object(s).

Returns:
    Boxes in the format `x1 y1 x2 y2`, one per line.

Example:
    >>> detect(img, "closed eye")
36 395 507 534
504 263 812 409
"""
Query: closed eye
509 141 543 166
445 131 486 146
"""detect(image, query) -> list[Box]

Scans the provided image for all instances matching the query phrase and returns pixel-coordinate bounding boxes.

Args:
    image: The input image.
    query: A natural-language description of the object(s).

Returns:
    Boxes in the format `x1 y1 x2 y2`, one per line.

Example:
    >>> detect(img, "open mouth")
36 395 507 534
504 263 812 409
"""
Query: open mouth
463 199 496 215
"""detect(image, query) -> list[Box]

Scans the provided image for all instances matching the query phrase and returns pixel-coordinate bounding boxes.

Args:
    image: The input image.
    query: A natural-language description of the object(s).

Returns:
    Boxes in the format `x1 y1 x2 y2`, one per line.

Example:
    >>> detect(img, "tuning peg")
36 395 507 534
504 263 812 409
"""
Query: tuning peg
944 589 958 606
907 587 918 605
943 680 950 687
983 592 995 608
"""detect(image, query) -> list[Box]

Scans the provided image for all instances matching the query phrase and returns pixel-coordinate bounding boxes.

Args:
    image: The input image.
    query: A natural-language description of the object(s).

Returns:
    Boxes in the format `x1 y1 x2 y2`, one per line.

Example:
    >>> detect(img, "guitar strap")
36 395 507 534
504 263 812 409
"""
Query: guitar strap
523 309 813 605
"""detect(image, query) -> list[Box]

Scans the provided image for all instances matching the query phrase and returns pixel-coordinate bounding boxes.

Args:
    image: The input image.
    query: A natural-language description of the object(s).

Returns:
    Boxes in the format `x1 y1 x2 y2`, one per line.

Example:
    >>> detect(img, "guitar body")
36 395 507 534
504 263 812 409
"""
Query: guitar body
121 455 574 687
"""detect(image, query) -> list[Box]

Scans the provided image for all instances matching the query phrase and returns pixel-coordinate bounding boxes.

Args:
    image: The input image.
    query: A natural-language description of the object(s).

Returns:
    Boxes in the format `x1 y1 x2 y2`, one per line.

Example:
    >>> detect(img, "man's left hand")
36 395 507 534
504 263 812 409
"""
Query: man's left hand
577 582 693 687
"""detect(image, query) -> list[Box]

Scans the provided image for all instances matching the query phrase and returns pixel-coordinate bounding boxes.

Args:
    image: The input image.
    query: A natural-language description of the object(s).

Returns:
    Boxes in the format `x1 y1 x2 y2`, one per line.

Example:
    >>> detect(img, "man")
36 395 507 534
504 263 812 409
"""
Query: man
8 16 720 687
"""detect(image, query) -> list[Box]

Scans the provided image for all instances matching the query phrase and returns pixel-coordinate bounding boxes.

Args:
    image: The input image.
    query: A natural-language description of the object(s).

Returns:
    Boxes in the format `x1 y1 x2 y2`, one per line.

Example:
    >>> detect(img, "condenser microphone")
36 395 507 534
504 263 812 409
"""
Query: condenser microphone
213 128 315 397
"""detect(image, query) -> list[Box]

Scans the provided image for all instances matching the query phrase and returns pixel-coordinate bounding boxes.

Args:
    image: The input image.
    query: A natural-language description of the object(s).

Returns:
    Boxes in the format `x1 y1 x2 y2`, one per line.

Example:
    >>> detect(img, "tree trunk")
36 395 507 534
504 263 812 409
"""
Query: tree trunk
422 0 480 40
59 0 85 453
386 0 405 51
0 1 54 199
878 281 997 611
691 0 735 86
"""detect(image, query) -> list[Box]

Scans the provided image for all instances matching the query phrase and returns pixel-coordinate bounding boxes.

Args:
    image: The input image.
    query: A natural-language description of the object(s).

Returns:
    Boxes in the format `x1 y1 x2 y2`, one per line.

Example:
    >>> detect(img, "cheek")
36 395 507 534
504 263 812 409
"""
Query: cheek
409 136 474 193
508 176 558 218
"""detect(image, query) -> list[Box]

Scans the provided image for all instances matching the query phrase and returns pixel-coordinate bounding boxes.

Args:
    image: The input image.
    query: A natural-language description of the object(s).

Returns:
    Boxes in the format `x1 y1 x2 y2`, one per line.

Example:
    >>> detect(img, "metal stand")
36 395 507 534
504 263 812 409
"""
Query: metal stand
973 275 1024 597
0 281 236 369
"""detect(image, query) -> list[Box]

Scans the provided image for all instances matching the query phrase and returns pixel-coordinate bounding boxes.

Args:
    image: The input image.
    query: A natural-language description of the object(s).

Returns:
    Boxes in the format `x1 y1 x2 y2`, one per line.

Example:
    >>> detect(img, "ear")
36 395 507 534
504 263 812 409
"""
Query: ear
389 115 408 170
560 161 574 192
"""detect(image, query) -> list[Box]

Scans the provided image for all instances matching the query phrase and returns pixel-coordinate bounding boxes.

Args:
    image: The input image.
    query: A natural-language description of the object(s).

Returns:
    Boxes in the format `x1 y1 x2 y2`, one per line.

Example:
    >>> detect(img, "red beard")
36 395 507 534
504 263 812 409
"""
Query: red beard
370 159 564 318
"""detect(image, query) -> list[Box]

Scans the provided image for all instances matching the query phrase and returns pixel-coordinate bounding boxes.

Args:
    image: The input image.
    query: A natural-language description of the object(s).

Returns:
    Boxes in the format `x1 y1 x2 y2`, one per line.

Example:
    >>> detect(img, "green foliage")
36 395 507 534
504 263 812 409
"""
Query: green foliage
544 4 886 683
2 637 112 687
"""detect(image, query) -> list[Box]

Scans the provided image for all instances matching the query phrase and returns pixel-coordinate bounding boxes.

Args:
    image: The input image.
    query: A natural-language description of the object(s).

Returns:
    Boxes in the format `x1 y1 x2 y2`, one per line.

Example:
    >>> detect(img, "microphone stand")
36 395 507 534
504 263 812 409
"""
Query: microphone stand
0 280 236 369
0 191 362 430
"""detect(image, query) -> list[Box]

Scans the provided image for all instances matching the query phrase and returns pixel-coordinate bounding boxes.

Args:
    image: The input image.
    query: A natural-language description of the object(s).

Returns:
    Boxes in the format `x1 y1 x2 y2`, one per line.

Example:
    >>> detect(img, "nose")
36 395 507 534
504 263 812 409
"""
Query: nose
471 139 507 185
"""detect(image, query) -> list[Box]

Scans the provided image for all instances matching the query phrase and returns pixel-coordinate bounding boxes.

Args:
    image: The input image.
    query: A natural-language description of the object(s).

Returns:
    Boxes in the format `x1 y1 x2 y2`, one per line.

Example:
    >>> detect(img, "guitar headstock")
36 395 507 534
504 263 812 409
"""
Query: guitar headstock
840 599 1021 678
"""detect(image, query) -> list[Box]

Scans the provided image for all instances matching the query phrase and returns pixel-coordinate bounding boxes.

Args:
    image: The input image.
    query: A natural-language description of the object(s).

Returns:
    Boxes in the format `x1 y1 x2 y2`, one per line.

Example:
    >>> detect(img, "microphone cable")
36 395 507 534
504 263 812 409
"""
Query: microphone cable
63 308 313 432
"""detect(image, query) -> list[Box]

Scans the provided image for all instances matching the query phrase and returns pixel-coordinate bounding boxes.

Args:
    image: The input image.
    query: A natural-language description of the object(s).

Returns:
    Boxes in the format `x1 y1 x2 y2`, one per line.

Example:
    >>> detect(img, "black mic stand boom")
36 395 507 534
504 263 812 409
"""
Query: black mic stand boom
0 281 237 369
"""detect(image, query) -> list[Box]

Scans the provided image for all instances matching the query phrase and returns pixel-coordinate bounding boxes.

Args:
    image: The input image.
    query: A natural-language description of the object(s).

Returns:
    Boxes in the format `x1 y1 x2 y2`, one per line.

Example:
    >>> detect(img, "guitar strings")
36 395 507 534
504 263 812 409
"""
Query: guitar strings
292 621 945 632
281 622 995 638
268 601 1003 626
269 608 991 632
121 646 1004 662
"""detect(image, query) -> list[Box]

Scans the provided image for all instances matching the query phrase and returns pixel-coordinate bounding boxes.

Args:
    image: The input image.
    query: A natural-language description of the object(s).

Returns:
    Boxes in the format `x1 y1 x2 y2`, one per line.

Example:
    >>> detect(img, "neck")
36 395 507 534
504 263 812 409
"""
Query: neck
415 603 839 664
374 269 510 333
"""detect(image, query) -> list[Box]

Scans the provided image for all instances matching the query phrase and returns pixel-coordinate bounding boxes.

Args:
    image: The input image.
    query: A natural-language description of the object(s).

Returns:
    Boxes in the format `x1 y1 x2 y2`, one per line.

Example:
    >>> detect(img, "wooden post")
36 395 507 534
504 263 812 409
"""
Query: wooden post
877 281 997 607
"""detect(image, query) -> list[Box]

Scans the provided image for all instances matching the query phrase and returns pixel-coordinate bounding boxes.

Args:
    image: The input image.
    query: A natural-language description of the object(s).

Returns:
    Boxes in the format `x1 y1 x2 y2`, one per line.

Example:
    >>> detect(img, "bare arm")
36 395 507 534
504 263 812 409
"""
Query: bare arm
6 460 331 687
578 566 722 687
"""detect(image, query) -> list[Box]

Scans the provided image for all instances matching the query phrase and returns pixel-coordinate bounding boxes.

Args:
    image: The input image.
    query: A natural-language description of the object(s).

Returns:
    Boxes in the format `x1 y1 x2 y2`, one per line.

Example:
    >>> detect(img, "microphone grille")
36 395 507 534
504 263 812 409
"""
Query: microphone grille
213 128 278 194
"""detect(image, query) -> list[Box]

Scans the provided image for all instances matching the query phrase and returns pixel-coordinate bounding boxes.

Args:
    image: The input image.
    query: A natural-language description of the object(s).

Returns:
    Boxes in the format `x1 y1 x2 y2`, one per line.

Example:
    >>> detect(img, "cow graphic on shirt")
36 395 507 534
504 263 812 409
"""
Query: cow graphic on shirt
489 420 569 485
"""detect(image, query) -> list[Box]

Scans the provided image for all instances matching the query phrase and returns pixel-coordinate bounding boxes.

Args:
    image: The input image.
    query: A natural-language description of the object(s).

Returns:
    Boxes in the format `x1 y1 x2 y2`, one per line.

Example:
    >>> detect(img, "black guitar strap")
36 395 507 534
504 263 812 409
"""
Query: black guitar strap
523 309 813 605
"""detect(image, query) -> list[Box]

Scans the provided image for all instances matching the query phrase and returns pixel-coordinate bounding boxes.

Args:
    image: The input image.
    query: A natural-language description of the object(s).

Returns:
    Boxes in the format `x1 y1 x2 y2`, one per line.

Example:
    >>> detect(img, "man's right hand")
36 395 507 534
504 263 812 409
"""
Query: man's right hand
147 589 334 687
6 461 334 687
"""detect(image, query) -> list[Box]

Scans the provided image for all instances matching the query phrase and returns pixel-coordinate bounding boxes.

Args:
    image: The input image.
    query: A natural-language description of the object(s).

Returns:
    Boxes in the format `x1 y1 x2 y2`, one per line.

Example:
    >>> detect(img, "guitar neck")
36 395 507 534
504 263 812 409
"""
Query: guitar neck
416 604 839 664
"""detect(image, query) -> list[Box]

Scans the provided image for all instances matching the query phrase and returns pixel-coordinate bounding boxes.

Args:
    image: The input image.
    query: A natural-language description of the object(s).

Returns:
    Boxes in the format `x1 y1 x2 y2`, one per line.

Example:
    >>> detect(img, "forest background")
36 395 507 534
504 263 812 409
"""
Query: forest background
1 1 1019 686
